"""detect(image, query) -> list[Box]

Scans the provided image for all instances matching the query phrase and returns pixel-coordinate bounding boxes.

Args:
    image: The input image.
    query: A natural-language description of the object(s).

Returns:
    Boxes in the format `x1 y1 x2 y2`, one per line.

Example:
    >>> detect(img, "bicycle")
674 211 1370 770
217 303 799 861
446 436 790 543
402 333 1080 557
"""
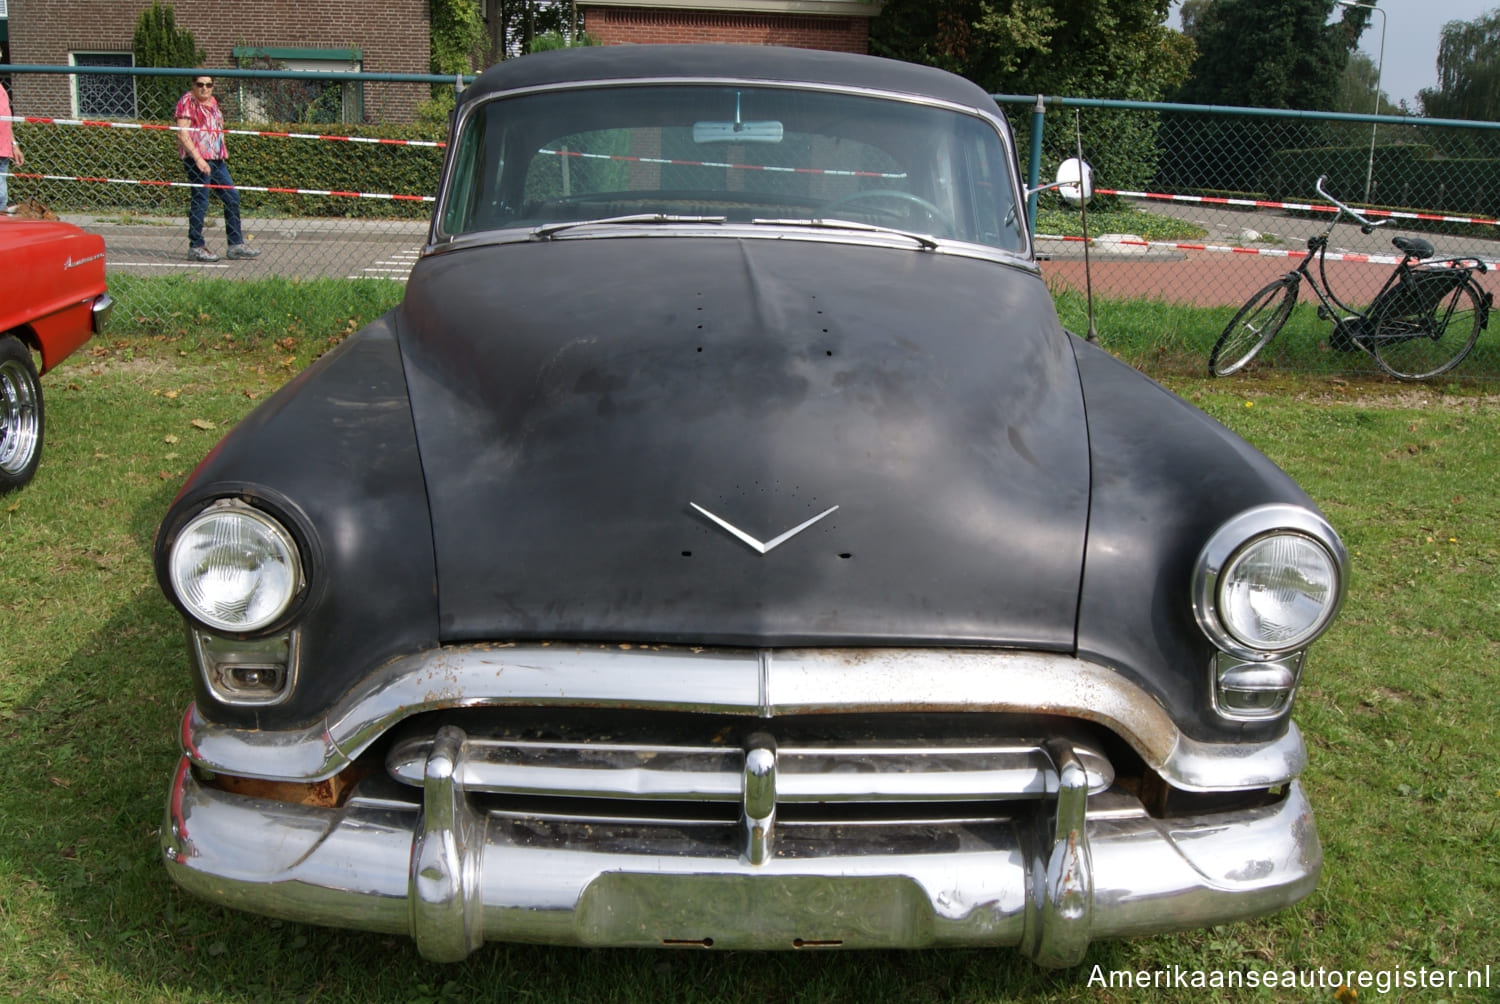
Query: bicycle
1209 175 1493 380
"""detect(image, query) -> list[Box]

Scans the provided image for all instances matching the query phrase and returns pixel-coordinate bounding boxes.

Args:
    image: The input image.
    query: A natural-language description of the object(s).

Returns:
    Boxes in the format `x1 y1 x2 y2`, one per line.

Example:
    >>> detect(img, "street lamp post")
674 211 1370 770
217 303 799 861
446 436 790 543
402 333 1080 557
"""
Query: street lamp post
1338 0 1387 204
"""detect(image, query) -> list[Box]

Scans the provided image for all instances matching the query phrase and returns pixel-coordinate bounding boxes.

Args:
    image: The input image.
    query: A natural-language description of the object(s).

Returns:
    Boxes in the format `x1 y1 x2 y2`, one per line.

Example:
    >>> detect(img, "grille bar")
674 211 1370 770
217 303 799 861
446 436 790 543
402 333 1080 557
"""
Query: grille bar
386 734 1114 807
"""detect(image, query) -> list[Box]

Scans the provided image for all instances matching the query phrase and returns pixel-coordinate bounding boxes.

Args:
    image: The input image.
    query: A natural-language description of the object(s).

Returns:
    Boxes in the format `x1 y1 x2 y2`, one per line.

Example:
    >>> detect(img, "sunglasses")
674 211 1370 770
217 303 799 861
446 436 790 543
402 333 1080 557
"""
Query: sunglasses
194 81 215 89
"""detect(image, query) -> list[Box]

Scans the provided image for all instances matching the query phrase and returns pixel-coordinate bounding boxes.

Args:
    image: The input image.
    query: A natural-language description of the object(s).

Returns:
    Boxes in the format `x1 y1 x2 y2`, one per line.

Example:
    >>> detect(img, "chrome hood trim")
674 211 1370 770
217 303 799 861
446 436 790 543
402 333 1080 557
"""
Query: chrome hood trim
181 644 1307 793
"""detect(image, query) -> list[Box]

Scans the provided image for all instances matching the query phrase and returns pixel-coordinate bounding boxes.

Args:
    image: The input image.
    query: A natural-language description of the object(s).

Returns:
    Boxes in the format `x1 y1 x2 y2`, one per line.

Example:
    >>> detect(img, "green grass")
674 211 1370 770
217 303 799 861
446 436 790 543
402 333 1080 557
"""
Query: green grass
2 279 1498 1001
1036 205 1206 242
105 274 407 345
1051 289 1500 383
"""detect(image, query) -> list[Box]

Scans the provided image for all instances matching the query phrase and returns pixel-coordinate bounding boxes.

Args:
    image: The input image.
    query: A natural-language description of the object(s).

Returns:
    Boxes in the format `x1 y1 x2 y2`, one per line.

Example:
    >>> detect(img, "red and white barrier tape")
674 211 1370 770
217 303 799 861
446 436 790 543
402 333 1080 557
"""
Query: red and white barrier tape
12 113 1499 226
7 114 1498 225
538 146 908 181
1036 231 1500 270
1097 188 1500 229
2 114 446 148
3 169 433 203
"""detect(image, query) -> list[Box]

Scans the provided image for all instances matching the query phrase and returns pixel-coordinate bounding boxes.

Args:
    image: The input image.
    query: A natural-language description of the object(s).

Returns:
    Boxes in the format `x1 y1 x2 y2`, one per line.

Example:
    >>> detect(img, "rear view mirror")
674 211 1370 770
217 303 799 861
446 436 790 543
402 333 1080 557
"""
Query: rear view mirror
694 90 783 144
1056 158 1093 206
692 120 784 144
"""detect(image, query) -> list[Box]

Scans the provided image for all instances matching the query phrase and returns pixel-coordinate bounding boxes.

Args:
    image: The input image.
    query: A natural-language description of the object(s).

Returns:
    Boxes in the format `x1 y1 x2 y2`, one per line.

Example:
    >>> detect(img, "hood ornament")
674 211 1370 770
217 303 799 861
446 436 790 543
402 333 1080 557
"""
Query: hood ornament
690 502 838 555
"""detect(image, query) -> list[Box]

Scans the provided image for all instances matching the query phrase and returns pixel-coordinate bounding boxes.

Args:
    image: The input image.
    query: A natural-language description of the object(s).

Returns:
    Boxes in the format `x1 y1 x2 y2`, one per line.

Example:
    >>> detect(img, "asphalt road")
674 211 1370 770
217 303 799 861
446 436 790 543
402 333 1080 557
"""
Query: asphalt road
66 214 429 282
72 198 1500 294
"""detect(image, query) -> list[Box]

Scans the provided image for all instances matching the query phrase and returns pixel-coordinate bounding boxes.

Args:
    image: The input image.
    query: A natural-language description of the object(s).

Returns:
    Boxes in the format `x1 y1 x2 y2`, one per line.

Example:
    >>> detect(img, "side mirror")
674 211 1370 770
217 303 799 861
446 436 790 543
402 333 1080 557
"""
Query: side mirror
1056 158 1093 206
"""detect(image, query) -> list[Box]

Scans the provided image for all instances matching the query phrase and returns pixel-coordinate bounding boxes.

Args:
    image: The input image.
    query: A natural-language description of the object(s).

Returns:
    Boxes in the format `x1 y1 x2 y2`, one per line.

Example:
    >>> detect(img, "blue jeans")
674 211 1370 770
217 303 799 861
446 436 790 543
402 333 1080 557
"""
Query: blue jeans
0 157 10 208
183 159 243 248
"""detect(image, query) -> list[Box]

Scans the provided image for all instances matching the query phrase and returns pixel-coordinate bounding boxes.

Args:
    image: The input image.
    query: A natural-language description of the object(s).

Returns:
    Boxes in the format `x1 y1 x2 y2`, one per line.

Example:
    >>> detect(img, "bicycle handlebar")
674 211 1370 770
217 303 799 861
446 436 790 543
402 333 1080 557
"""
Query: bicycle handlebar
1315 174 1387 234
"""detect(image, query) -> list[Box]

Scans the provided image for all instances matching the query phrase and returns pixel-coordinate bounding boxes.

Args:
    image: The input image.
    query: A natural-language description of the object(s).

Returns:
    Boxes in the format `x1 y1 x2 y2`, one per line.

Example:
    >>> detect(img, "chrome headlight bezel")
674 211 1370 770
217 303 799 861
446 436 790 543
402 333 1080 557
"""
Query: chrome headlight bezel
1192 504 1348 662
167 498 307 636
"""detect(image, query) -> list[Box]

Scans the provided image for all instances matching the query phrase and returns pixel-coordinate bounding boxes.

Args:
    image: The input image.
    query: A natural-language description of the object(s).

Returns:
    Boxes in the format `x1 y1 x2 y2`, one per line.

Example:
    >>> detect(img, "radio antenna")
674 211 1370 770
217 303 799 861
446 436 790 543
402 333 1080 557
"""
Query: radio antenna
1075 111 1098 344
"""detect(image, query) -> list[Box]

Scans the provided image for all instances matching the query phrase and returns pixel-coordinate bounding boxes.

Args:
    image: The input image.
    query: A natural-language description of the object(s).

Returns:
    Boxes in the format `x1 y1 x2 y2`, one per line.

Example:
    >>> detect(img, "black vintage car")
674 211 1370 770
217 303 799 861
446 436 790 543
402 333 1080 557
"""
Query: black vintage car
157 45 1345 966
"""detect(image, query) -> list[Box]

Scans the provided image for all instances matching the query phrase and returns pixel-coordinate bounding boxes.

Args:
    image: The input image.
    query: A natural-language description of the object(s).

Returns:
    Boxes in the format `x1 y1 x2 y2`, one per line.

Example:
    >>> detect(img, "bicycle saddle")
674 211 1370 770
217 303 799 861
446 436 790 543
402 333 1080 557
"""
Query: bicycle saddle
1392 236 1435 259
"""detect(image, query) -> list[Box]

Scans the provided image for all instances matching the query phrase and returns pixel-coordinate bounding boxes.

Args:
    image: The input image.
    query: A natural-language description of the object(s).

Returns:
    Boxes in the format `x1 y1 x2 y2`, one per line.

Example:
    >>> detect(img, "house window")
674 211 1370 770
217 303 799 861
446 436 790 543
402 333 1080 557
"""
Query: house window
231 47 363 124
71 52 136 118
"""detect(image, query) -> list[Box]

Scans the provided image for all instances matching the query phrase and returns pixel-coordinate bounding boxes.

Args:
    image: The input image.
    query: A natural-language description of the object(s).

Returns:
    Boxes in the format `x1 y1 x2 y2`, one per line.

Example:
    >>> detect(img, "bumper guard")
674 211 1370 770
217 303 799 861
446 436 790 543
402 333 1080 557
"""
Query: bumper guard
163 726 1320 966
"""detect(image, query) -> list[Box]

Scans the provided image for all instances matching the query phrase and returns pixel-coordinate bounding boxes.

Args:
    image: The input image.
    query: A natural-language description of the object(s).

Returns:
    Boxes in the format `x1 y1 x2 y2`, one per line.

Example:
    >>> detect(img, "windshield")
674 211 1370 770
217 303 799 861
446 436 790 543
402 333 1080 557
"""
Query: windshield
438 84 1026 252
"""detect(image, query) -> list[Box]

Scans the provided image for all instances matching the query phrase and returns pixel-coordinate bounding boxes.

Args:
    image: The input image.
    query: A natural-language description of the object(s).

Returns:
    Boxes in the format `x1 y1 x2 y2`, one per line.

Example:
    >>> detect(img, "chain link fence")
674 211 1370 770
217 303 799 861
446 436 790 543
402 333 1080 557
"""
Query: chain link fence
1009 95 1500 380
4 65 1500 380
2 65 453 339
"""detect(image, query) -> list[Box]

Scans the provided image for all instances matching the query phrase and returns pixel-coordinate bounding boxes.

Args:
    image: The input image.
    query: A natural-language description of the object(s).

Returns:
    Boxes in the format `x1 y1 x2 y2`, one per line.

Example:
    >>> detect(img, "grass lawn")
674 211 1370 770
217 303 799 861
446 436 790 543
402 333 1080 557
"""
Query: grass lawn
1 280 1497 1002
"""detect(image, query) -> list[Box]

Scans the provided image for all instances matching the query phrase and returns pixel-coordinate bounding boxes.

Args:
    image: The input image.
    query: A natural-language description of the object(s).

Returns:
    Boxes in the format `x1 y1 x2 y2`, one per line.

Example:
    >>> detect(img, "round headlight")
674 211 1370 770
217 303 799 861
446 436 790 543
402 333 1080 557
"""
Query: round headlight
1193 505 1347 658
169 502 302 633
1218 533 1339 651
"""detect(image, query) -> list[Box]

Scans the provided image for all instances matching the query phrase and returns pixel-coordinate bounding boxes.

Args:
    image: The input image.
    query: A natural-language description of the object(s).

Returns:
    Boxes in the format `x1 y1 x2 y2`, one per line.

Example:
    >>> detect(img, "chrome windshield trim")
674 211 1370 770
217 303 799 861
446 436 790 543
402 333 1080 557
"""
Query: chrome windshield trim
182 645 1305 792
429 75 1031 257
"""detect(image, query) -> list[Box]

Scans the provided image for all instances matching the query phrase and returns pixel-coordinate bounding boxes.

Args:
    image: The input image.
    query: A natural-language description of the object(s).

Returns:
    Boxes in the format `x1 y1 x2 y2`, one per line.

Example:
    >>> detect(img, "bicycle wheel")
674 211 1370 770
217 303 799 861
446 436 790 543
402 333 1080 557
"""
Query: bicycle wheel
1209 277 1299 377
1367 278 1484 380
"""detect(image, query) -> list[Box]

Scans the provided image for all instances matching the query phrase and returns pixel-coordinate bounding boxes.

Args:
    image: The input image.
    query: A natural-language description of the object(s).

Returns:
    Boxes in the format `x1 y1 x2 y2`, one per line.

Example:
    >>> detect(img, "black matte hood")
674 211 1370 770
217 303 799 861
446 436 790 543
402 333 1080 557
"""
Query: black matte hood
397 236 1089 648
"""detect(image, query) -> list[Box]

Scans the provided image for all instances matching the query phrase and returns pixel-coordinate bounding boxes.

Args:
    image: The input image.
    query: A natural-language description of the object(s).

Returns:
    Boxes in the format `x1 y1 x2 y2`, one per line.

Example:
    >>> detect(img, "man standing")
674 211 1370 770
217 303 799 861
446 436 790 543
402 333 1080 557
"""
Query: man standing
175 73 258 262
0 81 24 215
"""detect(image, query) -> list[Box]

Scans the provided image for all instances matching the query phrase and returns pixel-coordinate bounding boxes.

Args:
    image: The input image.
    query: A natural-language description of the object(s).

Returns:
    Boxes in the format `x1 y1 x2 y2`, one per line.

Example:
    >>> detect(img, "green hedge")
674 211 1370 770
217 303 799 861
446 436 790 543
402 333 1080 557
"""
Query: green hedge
13 119 445 220
1264 144 1500 219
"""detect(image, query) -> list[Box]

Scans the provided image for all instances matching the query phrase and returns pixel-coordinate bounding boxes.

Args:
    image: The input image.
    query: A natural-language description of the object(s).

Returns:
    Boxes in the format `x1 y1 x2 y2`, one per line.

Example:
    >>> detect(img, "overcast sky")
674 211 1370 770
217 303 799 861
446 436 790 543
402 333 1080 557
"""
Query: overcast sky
1170 1 1499 109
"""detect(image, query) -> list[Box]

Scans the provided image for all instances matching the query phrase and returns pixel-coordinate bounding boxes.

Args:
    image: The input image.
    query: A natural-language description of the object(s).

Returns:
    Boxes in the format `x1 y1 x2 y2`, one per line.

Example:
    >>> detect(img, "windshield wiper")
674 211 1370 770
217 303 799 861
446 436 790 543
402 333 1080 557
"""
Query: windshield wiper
530 213 727 240
750 217 940 251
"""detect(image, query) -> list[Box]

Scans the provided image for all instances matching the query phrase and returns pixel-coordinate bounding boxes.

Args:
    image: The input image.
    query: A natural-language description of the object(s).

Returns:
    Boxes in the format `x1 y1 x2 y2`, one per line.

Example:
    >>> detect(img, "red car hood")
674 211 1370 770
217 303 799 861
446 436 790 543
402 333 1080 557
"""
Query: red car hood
0 218 107 371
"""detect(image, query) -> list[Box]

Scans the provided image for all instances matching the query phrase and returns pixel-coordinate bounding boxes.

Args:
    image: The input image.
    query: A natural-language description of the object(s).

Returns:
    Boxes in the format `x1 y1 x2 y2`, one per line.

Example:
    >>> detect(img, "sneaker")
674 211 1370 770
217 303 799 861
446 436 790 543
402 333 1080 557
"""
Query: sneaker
188 246 219 262
2 205 16 215
226 244 260 260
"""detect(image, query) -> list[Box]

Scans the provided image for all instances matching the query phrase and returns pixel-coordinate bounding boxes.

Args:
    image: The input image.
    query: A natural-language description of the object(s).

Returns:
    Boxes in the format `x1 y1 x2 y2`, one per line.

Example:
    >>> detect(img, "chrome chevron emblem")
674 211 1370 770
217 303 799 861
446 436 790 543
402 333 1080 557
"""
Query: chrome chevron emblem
690 502 839 555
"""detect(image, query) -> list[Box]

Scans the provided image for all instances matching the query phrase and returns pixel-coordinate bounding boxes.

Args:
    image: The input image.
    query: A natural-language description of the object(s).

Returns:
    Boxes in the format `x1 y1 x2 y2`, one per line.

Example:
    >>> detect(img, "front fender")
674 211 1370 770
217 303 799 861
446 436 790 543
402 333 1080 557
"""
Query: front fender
1071 335 1322 745
156 314 439 728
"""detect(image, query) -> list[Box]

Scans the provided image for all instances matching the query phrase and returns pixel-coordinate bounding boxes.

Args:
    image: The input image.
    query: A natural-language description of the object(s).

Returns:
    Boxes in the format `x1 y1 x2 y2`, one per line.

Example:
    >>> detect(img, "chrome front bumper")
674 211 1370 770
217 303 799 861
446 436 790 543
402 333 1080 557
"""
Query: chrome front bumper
163 724 1321 967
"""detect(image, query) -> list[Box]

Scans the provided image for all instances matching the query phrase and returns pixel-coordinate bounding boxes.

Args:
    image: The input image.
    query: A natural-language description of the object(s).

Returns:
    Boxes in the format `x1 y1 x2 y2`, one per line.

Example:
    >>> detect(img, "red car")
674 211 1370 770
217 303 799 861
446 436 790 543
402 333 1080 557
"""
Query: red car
0 216 112 491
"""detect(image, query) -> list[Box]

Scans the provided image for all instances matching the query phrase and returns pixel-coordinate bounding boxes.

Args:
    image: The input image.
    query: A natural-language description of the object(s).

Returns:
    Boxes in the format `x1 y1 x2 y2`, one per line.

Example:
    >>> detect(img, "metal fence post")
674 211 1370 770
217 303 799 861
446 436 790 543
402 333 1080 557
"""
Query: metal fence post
1027 94 1045 234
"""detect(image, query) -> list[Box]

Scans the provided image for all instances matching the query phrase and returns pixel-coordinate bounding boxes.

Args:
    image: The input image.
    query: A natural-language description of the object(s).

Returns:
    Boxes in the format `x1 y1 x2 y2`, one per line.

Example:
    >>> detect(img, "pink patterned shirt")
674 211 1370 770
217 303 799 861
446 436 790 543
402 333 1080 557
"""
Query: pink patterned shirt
174 91 227 161
0 84 17 160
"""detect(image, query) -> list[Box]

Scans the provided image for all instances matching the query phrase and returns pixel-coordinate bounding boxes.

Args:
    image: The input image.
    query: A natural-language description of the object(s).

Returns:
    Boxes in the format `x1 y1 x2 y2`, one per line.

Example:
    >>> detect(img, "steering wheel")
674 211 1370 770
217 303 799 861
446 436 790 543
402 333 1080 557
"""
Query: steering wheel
818 189 956 236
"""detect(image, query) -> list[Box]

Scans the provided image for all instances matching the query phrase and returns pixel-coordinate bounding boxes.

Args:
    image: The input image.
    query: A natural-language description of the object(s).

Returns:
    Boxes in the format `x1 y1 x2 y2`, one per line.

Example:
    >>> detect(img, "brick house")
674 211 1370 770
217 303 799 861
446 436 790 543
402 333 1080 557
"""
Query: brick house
5 0 429 122
578 0 882 54
7 0 884 123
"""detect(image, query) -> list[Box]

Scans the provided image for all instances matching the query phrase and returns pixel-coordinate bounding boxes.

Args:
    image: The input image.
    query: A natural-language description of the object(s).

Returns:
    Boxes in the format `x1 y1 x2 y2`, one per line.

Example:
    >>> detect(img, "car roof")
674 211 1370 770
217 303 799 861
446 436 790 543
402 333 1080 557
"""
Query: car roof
461 44 997 112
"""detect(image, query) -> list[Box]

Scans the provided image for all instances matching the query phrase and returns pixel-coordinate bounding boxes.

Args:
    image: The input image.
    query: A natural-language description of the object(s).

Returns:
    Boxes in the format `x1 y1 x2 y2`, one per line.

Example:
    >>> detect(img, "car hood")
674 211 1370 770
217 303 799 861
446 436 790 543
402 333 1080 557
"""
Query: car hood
397 235 1090 648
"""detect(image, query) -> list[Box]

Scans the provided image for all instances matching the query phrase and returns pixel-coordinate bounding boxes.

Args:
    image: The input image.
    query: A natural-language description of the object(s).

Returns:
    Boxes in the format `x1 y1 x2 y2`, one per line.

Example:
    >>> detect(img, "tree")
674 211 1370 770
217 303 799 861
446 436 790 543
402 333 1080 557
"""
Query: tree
527 30 600 53
1159 0 1373 198
418 0 485 128
1173 0 1370 111
1418 10 1500 122
483 0 590 62
1334 51 1397 118
131 2 205 120
872 0 1191 103
431 0 485 77
869 1 1194 192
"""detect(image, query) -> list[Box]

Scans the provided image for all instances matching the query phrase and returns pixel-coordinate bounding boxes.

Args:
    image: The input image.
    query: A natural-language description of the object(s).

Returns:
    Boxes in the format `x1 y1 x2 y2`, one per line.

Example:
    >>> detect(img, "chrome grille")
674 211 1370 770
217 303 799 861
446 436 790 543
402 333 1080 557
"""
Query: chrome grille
386 729 1114 828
